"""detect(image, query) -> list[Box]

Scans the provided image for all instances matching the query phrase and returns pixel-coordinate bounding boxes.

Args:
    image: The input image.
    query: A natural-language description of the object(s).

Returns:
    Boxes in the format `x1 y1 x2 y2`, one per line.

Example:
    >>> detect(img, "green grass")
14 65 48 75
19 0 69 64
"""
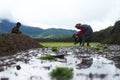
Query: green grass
40 42 101 47
39 54 55 60
40 42 78 47
50 67 73 80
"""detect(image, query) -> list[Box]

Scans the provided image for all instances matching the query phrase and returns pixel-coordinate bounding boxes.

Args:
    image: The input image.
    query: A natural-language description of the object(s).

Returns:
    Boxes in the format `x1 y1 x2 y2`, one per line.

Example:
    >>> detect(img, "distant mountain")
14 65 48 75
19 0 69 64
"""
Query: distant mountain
0 19 75 39
37 28 75 39
0 19 44 38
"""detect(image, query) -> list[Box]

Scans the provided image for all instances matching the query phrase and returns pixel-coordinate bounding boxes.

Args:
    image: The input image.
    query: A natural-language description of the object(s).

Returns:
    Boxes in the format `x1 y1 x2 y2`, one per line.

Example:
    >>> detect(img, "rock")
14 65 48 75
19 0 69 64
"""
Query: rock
16 65 21 70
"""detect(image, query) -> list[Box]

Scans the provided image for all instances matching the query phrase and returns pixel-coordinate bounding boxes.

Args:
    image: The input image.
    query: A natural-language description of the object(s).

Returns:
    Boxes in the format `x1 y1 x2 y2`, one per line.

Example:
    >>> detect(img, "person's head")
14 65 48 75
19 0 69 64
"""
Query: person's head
75 23 82 29
16 22 21 27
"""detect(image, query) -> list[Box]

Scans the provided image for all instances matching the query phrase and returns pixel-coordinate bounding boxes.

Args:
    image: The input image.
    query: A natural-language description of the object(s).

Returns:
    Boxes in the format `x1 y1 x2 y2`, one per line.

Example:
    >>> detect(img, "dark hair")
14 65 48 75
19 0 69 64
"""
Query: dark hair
16 22 21 26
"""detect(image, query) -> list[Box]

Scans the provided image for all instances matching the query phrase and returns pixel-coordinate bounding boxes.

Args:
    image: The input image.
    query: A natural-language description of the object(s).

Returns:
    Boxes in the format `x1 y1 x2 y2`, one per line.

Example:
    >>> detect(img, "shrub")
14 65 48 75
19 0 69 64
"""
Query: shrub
50 67 73 80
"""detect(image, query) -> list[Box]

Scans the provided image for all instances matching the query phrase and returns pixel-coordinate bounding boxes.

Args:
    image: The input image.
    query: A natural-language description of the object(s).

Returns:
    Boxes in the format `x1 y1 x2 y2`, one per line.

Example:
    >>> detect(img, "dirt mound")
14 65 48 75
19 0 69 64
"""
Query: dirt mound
0 34 43 57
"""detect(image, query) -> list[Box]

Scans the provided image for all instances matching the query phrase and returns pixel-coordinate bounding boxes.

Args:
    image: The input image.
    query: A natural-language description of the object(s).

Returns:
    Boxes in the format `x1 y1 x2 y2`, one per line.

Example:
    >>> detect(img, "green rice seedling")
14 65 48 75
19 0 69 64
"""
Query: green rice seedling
95 43 108 51
103 45 108 49
95 47 101 51
39 54 55 60
51 47 58 52
50 67 73 80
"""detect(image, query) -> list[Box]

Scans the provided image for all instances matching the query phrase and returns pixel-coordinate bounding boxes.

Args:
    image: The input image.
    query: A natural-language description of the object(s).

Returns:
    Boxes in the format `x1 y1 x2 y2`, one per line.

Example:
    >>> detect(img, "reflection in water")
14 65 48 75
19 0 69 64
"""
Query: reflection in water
88 73 107 80
76 58 93 69
109 56 120 69
115 63 120 69
75 57 120 80
76 73 108 80
0 68 4 72
0 77 9 80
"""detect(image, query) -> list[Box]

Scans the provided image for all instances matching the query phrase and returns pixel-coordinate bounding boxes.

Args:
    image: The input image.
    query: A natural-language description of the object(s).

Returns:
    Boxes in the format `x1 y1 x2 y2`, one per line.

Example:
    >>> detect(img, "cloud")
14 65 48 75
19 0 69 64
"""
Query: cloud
0 0 120 31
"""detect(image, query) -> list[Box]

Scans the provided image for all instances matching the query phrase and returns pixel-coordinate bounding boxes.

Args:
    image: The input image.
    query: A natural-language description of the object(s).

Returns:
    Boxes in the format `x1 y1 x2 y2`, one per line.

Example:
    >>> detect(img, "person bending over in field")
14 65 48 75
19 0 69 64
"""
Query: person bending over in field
74 23 93 46
11 22 22 34
72 30 83 45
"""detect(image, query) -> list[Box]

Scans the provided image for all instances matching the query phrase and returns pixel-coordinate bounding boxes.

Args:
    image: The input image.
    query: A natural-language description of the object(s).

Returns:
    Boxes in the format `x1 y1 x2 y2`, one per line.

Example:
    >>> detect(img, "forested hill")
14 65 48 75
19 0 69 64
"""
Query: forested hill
0 19 75 38
93 20 120 44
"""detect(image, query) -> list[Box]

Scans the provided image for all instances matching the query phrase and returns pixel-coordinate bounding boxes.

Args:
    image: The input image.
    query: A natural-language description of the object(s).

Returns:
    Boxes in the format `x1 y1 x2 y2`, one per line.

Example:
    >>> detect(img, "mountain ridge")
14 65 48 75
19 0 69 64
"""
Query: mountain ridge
0 19 75 39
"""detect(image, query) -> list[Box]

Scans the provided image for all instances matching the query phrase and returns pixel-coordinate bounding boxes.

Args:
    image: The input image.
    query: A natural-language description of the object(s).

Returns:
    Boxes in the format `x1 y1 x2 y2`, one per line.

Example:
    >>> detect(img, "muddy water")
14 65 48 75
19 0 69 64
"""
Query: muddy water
0 45 120 80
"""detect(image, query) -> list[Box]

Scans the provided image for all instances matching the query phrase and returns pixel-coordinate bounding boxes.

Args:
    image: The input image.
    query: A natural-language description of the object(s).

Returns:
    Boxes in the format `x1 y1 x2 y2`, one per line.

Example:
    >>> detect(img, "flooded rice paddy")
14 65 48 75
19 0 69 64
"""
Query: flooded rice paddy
0 45 120 80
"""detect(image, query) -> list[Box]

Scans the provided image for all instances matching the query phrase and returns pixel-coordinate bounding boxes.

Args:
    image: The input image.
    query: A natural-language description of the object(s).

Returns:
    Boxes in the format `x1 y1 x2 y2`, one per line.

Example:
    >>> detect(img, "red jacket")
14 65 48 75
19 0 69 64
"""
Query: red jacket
76 26 84 36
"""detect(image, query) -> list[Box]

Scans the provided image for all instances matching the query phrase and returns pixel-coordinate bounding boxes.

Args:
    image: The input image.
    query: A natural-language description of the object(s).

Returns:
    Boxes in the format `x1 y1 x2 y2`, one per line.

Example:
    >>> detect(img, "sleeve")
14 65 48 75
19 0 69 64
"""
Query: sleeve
76 30 83 36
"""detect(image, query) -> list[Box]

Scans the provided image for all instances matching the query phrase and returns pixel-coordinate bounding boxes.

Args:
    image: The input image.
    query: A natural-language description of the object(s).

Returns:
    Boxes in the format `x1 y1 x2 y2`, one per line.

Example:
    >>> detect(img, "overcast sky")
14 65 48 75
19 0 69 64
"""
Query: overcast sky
0 0 120 31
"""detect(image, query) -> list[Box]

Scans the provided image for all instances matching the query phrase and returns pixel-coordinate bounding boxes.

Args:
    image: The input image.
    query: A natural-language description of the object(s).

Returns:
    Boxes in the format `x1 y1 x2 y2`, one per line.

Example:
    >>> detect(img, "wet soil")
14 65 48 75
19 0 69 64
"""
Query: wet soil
0 34 42 57
0 44 120 80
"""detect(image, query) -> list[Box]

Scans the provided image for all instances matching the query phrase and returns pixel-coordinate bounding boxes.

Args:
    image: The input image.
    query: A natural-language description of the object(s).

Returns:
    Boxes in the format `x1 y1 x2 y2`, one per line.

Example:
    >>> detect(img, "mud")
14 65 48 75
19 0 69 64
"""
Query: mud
0 45 120 80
